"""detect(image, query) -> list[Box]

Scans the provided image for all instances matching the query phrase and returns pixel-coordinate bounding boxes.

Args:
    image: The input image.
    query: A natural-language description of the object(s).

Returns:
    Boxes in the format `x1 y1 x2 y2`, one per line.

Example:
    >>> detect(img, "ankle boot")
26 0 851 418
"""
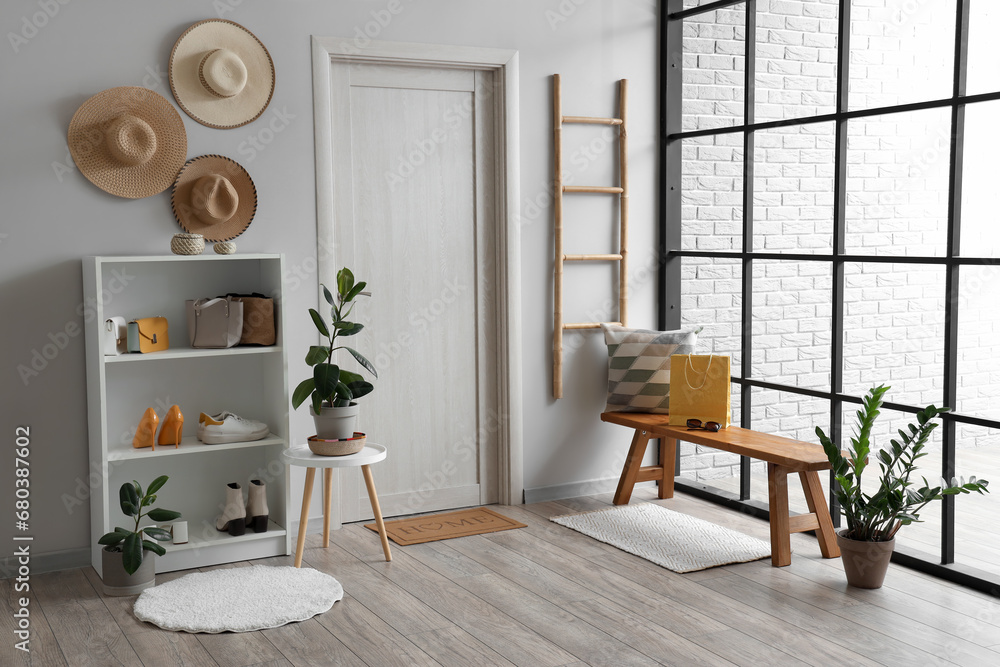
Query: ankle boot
245 479 269 533
215 482 246 536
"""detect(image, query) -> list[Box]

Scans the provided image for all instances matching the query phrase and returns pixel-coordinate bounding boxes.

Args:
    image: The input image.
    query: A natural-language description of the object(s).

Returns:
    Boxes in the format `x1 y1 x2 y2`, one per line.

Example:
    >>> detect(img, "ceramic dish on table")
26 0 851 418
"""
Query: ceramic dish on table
307 432 366 456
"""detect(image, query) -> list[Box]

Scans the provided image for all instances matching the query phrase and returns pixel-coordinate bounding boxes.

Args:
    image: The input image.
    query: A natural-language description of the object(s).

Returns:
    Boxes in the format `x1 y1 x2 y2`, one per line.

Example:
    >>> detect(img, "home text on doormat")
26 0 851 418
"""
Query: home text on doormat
364 507 526 546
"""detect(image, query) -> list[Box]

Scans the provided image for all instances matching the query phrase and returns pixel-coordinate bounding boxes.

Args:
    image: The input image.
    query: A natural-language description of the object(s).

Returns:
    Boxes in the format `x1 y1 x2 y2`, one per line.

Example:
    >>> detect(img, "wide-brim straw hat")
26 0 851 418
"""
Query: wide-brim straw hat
67 87 188 199
169 19 275 129
171 155 257 241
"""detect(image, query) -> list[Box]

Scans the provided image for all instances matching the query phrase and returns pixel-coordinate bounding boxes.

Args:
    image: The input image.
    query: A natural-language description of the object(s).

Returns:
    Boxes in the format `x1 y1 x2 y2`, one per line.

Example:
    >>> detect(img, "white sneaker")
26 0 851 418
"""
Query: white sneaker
198 411 269 444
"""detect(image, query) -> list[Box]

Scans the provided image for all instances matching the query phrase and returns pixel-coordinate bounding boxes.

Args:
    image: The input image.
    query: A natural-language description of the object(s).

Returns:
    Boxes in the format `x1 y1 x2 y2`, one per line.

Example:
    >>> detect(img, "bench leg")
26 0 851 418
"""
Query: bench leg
767 463 792 567
658 437 676 499
614 429 650 505
799 470 840 559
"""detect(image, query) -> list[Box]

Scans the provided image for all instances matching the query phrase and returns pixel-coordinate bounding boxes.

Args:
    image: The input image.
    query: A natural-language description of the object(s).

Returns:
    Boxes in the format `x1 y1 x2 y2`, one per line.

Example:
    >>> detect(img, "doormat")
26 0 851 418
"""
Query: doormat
364 507 526 546
550 503 771 573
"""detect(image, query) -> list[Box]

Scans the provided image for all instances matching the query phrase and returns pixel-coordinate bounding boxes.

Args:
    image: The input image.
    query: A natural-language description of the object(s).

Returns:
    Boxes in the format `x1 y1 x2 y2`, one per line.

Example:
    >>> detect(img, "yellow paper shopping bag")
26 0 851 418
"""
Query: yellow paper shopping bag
668 354 731 428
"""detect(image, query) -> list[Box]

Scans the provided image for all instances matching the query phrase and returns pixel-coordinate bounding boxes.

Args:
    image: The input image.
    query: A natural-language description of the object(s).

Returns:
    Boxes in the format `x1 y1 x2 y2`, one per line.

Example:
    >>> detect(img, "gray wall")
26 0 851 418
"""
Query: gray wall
0 0 659 569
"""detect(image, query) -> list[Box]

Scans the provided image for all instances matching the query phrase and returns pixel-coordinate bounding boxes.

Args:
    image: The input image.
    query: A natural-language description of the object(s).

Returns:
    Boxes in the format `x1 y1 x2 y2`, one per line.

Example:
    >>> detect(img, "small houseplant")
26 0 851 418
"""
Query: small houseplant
292 267 377 441
816 385 989 588
97 475 181 595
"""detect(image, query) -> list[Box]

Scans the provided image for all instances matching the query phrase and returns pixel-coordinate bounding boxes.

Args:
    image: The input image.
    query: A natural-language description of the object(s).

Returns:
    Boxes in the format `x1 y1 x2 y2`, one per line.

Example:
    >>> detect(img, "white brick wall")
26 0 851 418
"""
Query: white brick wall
678 0 1000 483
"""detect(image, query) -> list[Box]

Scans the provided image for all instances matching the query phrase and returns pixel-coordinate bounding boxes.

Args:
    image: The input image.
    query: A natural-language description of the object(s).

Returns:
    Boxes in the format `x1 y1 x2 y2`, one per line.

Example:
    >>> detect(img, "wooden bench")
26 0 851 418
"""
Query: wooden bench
601 412 840 567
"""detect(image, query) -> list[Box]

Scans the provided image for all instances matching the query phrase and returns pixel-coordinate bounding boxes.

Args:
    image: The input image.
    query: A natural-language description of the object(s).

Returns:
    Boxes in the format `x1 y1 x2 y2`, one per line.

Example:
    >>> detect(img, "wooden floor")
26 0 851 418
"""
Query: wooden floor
4 488 1000 666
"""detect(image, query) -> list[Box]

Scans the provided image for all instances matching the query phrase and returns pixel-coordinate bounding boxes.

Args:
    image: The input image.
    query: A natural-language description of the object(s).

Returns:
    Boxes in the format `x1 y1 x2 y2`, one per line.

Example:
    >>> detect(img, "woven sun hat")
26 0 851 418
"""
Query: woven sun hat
171 155 257 242
67 87 187 199
169 19 275 129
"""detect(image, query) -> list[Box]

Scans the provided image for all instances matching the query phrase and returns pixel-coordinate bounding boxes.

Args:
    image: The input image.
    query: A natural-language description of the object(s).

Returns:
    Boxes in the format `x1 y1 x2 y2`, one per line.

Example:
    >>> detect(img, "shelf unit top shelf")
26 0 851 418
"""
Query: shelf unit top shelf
108 435 284 461
88 254 283 264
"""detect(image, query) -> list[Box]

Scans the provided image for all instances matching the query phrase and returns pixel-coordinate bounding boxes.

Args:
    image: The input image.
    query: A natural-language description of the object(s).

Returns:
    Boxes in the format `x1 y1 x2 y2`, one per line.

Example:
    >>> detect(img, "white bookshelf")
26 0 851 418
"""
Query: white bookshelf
82 254 291 576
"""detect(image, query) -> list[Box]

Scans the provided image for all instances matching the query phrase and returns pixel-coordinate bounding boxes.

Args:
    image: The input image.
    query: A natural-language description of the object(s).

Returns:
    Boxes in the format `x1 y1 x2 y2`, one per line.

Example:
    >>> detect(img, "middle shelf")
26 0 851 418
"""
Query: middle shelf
108 435 284 461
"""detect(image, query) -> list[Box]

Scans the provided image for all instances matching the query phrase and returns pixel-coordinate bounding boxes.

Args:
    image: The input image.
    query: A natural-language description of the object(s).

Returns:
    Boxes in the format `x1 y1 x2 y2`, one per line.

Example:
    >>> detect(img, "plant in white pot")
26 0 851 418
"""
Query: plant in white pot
816 385 989 588
97 475 180 596
292 267 377 441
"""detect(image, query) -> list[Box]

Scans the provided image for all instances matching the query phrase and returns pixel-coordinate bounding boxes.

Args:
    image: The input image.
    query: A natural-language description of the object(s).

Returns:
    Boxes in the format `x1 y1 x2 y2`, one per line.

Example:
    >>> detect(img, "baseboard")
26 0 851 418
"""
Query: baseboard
524 477 654 504
0 547 90 579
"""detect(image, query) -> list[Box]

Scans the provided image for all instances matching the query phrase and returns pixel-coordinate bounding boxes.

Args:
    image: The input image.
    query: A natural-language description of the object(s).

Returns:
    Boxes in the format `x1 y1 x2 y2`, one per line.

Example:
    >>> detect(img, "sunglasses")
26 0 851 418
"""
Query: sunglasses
686 419 721 432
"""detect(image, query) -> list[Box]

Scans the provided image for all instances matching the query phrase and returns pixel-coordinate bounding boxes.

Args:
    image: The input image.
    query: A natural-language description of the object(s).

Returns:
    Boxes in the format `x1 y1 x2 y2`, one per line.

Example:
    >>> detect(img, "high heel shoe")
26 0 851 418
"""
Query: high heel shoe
158 405 183 448
245 479 269 533
215 482 246 536
132 408 159 450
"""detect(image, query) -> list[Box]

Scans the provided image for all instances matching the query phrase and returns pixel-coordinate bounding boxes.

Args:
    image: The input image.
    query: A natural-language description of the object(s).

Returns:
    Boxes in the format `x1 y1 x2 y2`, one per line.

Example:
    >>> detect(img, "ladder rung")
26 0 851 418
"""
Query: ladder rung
563 254 623 262
564 322 621 330
562 115 623 125
563 186 624 194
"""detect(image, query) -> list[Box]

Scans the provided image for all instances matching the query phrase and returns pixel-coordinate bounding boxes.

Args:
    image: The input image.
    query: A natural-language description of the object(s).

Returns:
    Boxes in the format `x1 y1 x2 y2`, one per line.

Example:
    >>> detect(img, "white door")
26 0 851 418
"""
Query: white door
327 62 499 521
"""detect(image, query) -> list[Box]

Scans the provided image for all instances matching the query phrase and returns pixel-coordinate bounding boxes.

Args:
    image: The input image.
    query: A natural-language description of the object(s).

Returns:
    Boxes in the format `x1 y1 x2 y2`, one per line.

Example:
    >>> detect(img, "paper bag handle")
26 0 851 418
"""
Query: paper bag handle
684 355 714 390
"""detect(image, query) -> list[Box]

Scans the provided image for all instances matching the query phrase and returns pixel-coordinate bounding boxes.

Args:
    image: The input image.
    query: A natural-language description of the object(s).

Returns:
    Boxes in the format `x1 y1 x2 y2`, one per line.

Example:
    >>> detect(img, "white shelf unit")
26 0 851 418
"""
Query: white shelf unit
83 254 291 576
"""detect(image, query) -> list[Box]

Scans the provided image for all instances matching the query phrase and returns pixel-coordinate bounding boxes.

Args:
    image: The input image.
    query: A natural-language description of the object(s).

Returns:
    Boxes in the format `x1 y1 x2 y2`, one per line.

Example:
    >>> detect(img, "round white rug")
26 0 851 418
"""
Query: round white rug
133 565 344 633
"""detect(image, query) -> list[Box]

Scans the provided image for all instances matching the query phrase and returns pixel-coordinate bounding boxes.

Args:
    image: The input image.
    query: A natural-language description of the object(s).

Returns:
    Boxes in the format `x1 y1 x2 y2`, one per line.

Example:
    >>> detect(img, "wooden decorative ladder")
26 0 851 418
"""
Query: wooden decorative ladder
552 74 629 398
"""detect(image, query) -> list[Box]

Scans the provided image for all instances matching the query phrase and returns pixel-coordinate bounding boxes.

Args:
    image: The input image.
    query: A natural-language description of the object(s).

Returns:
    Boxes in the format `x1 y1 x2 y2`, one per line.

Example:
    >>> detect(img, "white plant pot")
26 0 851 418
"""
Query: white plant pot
310 403 359 440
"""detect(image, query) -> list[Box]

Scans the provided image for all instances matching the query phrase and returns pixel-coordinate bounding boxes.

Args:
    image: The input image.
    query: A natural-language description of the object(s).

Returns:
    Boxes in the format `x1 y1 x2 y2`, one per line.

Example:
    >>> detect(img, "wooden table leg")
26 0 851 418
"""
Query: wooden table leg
361 464 392 562
322 469 333 548
799 470 840 559
614 429 651 505
658 437 676 499
767 463 792 567
294 467 316 568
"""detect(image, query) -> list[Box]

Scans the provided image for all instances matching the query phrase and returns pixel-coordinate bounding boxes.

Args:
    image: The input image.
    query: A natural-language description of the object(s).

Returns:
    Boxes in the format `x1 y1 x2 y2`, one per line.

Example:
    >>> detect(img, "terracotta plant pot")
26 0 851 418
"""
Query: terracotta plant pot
101 547 155 596
310 403 359 440
836 530 895 589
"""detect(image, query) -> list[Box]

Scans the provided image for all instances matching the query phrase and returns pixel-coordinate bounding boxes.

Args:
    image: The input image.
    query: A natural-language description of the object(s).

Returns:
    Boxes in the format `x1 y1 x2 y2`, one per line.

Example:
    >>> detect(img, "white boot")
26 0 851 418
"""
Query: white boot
216 482 246 535
245 479 269 533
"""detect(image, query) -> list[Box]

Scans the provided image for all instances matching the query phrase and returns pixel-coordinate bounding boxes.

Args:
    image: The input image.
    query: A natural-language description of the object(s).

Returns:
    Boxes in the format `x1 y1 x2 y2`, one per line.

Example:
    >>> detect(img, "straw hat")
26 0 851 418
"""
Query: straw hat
169 19 275 129
171 155 257 241
67 87 187 199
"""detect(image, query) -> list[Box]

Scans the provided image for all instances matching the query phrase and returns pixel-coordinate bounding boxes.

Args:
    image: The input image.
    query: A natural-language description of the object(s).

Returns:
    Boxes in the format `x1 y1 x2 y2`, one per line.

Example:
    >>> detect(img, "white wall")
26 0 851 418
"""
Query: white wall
0 0 659 570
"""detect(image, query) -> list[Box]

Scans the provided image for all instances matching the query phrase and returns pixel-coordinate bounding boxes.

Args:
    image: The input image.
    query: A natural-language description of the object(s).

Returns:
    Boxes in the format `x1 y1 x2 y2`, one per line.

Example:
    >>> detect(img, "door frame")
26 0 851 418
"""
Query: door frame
310 37 523 506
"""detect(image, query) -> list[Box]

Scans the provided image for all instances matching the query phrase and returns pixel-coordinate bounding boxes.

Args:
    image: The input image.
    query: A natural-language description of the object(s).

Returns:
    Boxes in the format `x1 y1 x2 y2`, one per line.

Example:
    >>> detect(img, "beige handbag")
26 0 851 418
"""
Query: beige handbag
185 297 243 348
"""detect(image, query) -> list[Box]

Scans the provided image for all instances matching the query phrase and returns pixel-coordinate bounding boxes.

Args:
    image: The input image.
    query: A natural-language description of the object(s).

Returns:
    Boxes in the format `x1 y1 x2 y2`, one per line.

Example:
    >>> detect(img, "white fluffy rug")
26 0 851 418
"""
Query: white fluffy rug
133 565 344 633
551 503 771 573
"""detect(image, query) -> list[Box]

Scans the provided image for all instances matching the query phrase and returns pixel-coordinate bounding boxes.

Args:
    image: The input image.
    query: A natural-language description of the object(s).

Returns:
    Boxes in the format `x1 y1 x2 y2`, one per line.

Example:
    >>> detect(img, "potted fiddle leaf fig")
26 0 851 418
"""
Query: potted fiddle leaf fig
98 475 181 596
816 385 989 588
292 267 377 440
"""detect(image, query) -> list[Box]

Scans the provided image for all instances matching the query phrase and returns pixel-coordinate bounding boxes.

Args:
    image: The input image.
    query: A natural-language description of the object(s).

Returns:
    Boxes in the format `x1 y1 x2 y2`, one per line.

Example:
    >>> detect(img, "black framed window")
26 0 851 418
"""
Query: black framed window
660 0 1000 594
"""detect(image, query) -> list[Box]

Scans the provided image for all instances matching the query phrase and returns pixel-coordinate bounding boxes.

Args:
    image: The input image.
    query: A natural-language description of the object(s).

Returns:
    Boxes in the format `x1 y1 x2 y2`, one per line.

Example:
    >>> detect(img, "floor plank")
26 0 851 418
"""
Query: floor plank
195 628 290 667
127 630 219 667
43 598 143 666
261 618 366 667
406 625 517 667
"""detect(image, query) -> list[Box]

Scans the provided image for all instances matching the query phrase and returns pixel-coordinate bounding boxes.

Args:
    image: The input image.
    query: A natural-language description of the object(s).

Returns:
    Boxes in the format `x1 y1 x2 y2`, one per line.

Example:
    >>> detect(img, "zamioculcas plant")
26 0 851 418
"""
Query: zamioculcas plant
816 385 989 542
98 476 181 574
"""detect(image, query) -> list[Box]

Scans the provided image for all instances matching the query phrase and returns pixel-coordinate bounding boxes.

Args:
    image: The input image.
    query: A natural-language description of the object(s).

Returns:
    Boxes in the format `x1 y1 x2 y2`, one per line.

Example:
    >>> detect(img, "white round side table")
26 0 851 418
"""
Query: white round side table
281 443 392 567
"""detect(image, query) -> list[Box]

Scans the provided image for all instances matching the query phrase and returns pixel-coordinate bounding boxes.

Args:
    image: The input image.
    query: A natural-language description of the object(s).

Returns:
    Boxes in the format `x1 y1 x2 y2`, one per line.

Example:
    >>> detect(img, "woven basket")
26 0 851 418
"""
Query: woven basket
171 233 205 255
213 241 237 255
308 433 366 457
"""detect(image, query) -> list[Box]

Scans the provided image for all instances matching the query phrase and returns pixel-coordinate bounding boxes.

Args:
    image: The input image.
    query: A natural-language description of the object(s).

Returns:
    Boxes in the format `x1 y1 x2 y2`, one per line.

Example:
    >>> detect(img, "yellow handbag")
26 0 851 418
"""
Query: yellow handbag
667 354 731 428
126 317 169 353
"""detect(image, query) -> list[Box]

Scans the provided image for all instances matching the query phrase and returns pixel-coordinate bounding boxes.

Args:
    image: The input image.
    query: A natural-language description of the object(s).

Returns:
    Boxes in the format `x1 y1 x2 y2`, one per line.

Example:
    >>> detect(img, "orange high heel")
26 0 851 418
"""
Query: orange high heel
132 408 159 450
158 405 184 448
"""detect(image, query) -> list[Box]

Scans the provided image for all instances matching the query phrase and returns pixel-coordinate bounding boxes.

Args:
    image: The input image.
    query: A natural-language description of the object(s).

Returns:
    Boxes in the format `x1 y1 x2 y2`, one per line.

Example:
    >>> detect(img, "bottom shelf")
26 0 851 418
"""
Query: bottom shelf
154 520 288 574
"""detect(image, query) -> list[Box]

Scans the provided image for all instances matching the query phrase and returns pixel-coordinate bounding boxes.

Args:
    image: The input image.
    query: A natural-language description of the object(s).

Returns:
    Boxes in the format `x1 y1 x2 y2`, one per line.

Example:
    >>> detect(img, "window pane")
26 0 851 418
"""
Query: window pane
959 101 1000 258
967 3 1000 96
683 0 724 9
681 134 744 251
955 265 1000 422
681 257 743 375
840 404 943 557
955 425 1000 579
683 4 746 131
752 122 835 253
751 260 832 391
845 108 951 257
842 263 945 407
848 0 955 111
754 0 838 122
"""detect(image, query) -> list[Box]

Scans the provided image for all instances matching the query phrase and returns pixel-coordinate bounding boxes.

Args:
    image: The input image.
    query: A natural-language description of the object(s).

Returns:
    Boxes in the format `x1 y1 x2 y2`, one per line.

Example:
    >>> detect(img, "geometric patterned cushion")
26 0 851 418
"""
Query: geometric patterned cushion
601 324 698 413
